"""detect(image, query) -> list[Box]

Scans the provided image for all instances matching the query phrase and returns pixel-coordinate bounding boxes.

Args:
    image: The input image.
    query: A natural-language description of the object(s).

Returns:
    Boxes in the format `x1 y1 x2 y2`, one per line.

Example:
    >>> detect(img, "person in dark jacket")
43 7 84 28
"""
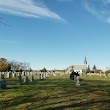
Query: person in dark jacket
70 71 80 80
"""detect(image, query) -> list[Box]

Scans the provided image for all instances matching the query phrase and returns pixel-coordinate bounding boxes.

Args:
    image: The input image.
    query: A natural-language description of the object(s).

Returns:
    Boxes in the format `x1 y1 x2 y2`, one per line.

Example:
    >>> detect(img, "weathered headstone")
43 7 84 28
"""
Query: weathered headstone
18 75 22 85
18 72 22 76
76 76 80 86
0 73 4 79
43 72 45 79
30 75 34 82
22 71 25 76
74 75 77 83
39 72 43 80
7 71 12 78
0 79 6 89
41 73 43 79
45 72 48 77
70 71 80 85
13 72 16 78
24 76 28 83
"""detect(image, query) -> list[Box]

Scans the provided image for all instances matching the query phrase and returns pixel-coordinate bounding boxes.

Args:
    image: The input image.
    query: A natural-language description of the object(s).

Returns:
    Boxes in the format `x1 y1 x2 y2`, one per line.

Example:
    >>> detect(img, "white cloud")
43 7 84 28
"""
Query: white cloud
103 0 110 4
106 17 110 24
0 0 65 22
83 0 110 24
56 0 73 2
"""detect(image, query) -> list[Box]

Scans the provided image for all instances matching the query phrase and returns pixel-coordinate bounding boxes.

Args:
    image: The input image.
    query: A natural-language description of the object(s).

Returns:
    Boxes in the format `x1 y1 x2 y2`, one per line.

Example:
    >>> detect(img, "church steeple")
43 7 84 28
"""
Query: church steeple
84 56 87 65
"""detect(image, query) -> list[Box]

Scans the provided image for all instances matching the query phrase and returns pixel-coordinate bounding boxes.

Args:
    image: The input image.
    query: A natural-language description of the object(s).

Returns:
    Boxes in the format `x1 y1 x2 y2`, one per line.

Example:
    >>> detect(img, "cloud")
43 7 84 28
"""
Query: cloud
103 0 110 4
83 0 110 24
0 0 65 22
56 0 73 2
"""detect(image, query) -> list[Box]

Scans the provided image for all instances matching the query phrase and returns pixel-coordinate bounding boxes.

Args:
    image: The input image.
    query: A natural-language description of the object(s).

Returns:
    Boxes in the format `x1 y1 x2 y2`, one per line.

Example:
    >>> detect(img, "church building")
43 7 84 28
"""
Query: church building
65 56 88 74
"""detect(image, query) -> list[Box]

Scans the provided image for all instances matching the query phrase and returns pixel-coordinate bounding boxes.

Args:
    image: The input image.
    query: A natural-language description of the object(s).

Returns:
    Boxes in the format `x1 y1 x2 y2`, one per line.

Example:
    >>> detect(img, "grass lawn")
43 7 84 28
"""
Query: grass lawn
0 74 110 110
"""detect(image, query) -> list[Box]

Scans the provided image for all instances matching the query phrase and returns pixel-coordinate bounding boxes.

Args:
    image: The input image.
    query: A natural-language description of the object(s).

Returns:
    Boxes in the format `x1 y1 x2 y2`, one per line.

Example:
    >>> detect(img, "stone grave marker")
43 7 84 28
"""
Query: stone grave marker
0 79 6 89
13 72 16 78
7 71 12 78
30 75 34 82
76 76 80 86
24 76 28 83
0 73 4 79
18 75 22 85
22 71 25 76
74 75 77 83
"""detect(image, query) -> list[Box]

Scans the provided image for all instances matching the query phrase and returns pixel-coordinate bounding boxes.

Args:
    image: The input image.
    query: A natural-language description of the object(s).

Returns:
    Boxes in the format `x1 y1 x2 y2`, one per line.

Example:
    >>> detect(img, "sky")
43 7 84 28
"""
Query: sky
0 0 110 71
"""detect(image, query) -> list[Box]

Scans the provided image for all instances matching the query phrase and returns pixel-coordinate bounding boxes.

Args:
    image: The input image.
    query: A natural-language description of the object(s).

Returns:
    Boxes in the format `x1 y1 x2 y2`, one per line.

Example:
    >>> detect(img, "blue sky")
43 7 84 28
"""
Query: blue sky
0 0 110 70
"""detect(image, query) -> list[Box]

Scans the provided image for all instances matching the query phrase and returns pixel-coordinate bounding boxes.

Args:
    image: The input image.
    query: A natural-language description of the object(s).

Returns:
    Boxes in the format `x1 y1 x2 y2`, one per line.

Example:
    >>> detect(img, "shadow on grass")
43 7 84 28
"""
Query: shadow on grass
0 75 110 109
44 99 110 110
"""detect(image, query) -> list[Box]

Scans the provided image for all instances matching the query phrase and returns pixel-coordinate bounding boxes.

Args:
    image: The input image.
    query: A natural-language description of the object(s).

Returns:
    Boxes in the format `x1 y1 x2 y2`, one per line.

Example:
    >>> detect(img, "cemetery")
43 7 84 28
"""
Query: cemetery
0 58 110 109
0 70 110 110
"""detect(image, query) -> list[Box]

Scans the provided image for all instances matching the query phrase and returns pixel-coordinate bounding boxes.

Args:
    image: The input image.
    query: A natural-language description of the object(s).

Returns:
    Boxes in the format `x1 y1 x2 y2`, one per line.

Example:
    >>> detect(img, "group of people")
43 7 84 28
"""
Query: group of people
70 70 80 80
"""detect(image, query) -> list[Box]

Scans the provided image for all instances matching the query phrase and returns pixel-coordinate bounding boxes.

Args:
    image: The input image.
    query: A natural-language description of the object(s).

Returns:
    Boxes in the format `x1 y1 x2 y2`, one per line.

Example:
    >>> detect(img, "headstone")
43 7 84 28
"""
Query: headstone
39 72 41 79
30 72 33 75
39 72 43 80
74 75 77 83
7 71 12 78
30 75 34 82
43 72 46 79
13 72 16 78
0 74 4 79
70 71 80 85
22 71 25 76
27 72 30 75
0 79 6 89
18 72 22 76
18 75 22 85
41 73 43 79
3 72 4 74
24 76 28 83
76 76 80 86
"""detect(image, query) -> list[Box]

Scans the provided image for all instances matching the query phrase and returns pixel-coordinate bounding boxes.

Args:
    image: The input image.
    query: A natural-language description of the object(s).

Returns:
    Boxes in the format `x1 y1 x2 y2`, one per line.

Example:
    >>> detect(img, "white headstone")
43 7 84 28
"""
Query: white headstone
76 76 80 86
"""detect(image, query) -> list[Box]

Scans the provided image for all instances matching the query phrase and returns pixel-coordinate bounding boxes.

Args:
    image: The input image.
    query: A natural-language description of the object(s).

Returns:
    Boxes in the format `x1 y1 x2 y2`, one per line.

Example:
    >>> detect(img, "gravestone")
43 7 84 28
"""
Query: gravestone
39 72 43 80
18 75 22 85
41 73 43 79
0 73 4 79
7 71 12 78
76 76 80 86
0 79 6 89
70 71 80 85
13 72 16 78
30 75 34 82
39 72 41 79
18 72 22 76
24 76 28 83
22 71 25 76
74 75 77 83
45 72 48 77
30 72 33 75
43 72 45 79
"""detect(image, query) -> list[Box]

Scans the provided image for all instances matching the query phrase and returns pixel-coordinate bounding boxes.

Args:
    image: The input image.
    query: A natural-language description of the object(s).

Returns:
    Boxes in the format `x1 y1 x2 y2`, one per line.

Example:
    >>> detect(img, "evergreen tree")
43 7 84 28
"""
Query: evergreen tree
41 67 47 72
92 64 97 70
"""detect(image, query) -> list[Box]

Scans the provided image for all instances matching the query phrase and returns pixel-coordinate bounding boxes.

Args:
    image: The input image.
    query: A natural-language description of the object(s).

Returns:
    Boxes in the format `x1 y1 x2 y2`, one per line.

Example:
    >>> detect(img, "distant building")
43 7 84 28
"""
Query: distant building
65 57 87 74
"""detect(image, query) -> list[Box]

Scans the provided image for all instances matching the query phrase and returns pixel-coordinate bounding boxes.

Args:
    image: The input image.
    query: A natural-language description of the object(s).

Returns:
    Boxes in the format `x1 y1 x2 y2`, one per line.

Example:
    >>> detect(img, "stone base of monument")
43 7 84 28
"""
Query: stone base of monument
75 76 80 86
76 83 81 86
0 79 6 89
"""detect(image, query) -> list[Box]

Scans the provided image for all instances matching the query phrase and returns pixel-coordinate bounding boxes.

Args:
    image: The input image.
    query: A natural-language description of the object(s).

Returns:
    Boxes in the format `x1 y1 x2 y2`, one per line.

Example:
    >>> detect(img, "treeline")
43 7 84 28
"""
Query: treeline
0 58 31 72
